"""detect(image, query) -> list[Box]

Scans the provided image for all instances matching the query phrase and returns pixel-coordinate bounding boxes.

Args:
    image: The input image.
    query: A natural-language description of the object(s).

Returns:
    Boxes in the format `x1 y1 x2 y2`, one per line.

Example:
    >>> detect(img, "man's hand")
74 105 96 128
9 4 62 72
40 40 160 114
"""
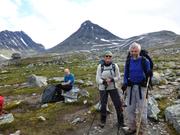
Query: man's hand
61 82 69 85
121 84 127 93
147 70 153 77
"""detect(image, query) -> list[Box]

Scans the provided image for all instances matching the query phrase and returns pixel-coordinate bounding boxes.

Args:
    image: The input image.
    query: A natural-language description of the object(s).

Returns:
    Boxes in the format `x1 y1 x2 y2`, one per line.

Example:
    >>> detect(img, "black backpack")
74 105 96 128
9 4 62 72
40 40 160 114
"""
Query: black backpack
41 85 64 104
125 49 153 86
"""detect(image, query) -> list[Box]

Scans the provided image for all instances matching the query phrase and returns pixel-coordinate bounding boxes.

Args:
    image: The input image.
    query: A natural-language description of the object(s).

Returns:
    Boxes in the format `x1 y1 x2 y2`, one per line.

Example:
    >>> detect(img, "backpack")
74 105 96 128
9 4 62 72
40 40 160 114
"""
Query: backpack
41 85 64 104
125 49 153 86
100 60 116 73
0 96 4 110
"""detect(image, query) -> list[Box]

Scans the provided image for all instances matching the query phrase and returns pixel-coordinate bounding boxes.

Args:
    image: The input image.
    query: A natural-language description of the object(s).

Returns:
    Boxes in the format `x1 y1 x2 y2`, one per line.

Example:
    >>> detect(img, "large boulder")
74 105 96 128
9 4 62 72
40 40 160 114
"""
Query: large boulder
0 113 14 125
151 72 161 85
28 74 47 87
165 104 180 133
147 96 160 120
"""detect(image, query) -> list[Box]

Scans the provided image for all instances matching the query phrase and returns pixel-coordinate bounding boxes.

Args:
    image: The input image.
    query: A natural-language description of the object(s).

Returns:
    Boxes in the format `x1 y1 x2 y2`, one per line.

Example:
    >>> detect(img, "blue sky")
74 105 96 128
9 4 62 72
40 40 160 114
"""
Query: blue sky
0 0 180 49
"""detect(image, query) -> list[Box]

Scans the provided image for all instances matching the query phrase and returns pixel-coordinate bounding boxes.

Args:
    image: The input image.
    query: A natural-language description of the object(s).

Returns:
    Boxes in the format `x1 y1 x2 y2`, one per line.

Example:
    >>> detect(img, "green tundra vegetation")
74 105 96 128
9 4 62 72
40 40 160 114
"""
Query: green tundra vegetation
0 49 179 135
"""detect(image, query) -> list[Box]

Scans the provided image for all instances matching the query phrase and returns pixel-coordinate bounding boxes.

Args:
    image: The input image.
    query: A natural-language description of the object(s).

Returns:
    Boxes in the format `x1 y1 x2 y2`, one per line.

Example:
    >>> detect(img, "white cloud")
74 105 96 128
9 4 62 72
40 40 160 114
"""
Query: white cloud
0 0 180 49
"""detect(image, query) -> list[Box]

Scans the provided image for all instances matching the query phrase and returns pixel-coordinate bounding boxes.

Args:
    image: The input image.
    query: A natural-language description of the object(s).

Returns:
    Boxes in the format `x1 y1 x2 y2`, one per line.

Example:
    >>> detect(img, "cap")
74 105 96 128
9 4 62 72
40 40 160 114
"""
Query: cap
104 51 113 57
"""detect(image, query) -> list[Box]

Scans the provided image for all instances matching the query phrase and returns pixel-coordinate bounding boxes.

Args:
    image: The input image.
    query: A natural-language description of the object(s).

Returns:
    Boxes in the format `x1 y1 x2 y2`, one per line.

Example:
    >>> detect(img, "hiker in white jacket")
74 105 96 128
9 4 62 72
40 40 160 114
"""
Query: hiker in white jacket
96 51 124 128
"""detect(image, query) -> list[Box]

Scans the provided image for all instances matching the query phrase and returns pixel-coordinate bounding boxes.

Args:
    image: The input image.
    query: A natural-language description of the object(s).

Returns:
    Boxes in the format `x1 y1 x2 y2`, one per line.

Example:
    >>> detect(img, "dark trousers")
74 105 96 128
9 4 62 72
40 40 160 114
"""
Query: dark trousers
58 84 72 92
56 84 72 101
99 89 124 125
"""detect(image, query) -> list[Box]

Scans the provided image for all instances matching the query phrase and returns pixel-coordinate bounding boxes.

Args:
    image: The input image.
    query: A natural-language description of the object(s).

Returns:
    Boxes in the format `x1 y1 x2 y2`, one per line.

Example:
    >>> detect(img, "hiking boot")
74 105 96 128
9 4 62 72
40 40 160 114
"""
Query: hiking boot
116 122 126 128
123 128 136 135
98 122 105 128
138 131 144 135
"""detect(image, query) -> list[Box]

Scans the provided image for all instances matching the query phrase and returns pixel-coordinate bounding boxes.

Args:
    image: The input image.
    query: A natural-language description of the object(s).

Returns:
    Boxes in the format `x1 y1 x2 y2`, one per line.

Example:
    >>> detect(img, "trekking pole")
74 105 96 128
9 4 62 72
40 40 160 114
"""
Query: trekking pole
136 78 150 135
87 83 108 135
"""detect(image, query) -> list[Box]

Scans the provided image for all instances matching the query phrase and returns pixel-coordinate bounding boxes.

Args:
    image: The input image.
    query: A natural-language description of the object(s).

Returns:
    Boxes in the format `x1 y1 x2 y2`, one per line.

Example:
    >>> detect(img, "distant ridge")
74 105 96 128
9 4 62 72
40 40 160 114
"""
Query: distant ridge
0 30 45 56
48 20 180 53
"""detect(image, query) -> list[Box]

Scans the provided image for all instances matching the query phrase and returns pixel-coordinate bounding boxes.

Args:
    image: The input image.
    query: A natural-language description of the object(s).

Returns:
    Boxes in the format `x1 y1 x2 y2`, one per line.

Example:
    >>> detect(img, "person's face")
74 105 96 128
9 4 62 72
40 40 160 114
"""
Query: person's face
64 69 70 75
104 55 112 63
130 47 140 59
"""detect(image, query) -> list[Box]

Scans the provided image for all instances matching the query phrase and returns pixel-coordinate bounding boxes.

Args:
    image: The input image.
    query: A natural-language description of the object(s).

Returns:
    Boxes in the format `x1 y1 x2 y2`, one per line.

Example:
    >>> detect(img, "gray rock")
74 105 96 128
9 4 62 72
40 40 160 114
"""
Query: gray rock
79 89 89 97
75 79 84 85
62 91 78 103
38 116 46 121
94 101 111 113
158 85 167 89
48 77 64 82
151 72 161 85
26 64 34 68
153 94 166 100
175 78 180 82
85 81 94 86
0 113 14 125
10 130 21 135
28 74 47 87
168 82 179 86
148 96 160 120
165 104 180 133
176 71 180 76
173 100 180 104
71 117 81 125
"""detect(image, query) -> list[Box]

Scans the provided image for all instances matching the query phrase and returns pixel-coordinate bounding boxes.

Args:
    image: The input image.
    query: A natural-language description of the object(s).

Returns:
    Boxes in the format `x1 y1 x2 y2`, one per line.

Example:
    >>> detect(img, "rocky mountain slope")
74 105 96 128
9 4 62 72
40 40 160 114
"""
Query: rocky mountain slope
0 30 45 59
48 20 180 53
48 20 122 52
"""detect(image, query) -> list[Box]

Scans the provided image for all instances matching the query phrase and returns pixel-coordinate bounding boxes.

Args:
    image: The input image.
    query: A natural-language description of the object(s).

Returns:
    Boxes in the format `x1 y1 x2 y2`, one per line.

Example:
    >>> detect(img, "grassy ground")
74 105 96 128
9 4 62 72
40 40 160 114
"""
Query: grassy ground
0 53 100 135
0 51 180 135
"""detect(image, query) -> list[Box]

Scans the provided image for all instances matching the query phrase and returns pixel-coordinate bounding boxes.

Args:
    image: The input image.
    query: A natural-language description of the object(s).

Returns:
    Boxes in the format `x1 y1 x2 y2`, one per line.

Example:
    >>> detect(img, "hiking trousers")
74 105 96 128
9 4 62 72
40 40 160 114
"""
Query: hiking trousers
126 85 147 133
99 89 124 125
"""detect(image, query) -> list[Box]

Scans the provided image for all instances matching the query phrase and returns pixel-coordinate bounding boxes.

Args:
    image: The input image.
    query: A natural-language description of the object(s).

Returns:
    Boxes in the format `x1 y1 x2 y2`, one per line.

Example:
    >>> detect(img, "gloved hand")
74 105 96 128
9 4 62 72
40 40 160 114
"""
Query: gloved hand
147 70 153 77
102 79 108 88
102 80 107 85
121 84 127 93
110 78 114 82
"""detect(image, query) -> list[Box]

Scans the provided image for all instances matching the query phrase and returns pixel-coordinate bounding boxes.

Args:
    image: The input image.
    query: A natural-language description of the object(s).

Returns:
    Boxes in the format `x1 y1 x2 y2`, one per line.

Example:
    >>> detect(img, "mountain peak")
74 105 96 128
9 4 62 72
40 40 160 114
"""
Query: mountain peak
81 20 93 26
0 30 45 54
48 20 122 52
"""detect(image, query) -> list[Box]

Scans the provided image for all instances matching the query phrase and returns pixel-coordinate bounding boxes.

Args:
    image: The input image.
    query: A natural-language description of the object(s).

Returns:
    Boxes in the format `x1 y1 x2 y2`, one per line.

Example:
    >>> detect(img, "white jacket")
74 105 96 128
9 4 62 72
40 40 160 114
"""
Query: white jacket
96 63 121 90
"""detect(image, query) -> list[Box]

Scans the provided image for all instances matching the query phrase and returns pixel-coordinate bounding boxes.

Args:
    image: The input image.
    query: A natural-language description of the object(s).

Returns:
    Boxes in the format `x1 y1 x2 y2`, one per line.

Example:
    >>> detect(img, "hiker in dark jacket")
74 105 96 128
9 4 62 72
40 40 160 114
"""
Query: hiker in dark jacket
57 68 75 94
96 51 124 128
122 42 152 135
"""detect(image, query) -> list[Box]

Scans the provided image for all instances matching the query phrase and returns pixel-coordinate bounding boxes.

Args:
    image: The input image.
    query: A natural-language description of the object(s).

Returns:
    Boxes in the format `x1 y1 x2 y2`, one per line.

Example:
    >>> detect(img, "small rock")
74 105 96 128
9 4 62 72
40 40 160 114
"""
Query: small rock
38 116 46 121
71 117 81 125
83 100 88 104
169 82 179 86
41 104 48 108
75 80 84 85
32 93 36 96
79 89 89 97
158 85 167 89
173 100 180 104
10 130 21 135
175 78 180 82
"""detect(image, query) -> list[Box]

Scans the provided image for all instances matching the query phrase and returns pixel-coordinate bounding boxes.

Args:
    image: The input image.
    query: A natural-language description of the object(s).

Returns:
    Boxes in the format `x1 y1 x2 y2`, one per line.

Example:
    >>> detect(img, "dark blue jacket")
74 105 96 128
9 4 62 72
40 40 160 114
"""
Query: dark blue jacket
64 73 75 86
123 56 150 85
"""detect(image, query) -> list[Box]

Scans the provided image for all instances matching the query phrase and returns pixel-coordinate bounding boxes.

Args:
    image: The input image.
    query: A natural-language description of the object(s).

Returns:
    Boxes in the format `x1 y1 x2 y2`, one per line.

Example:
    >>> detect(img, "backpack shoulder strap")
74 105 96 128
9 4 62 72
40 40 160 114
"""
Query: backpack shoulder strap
101 63 104 73
112 63 116 73
101 63 116 73
125 57 131 78
141 56 147 75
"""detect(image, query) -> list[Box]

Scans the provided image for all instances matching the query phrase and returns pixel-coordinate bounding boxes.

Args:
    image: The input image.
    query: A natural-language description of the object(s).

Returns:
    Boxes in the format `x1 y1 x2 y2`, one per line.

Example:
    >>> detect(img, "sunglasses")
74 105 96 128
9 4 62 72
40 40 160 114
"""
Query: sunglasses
130 51 138 53
105 55 112 58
